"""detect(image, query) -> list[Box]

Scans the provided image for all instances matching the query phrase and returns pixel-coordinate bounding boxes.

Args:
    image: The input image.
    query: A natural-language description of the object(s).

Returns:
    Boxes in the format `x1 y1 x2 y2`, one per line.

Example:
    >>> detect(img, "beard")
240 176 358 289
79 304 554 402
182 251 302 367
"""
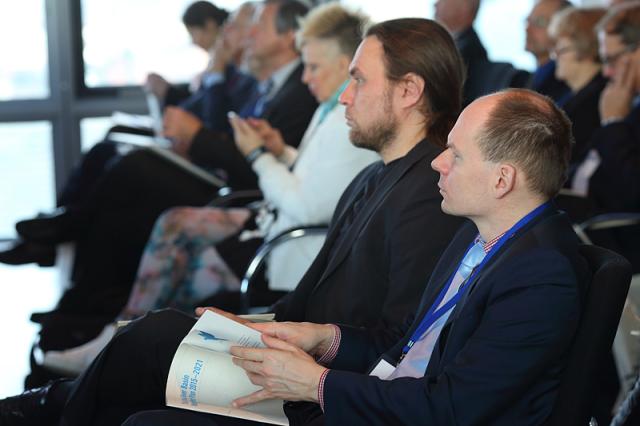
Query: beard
349 90 398 153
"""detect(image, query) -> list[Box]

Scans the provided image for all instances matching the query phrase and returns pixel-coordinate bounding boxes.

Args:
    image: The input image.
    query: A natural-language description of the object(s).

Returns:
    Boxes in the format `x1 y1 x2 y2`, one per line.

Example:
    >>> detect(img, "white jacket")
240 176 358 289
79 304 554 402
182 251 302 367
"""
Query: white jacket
252 103 379 291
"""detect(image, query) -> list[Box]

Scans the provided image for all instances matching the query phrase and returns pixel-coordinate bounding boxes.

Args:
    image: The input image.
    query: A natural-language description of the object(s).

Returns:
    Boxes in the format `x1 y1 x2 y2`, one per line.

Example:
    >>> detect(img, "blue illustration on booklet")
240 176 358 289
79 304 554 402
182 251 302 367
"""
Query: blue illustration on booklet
198 331 228 342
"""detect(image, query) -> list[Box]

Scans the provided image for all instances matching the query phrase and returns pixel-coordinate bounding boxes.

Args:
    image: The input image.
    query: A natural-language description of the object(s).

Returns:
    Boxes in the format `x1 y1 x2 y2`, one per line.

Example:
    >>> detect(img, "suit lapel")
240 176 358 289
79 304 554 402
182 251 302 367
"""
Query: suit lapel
431 209 564 368
311 139 437 293
261 63 303 118
383 222 478 361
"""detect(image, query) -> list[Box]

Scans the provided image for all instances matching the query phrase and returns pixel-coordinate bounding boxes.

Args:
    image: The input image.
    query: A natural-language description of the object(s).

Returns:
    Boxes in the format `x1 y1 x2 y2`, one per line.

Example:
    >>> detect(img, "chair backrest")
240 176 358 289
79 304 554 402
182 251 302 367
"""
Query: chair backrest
239 225 328 313
547 244 632 425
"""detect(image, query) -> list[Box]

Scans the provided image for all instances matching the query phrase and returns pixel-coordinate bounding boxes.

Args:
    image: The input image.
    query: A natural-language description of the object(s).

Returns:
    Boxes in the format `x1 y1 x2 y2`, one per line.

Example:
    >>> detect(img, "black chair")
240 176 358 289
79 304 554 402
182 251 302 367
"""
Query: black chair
611 372 640 425
546 245 632 425
238 224 328 314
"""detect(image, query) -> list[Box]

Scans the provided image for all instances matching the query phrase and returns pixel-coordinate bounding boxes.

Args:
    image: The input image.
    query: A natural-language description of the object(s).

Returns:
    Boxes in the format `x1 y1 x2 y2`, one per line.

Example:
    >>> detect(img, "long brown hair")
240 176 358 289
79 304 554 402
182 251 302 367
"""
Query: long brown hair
365 18 465 148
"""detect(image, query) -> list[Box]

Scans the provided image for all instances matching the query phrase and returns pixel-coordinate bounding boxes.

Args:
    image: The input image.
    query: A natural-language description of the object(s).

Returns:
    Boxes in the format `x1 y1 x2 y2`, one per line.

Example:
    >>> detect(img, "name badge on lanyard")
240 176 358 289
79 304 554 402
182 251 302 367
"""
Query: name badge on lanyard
397 201 552 364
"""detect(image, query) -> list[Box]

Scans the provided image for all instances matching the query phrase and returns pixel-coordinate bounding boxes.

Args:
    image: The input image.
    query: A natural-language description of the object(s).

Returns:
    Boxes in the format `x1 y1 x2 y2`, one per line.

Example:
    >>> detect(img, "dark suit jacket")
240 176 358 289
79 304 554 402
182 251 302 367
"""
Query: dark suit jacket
179 65 256 133
319 208 589 425
561 73 607 164
456 27 529 105
456 27 489 105
164 83 191 108
585 103 640 213
272 138 464 332
188 62 318 189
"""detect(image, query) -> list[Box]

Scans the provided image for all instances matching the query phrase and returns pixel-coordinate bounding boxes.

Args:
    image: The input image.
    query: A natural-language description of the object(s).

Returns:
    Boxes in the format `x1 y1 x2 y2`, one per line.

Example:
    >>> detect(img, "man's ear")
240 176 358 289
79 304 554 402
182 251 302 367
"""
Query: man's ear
398 73 425 109
494 163 516 199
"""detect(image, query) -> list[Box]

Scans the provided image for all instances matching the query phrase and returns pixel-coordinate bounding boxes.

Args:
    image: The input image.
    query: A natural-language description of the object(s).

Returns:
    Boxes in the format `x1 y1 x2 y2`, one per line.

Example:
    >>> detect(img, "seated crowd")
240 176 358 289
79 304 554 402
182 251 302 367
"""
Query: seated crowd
0 0 639 425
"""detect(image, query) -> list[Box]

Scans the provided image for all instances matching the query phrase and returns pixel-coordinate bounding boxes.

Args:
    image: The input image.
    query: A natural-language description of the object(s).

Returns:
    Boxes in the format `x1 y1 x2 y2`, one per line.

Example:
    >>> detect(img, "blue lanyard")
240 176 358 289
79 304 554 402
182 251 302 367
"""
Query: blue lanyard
400 201 552 357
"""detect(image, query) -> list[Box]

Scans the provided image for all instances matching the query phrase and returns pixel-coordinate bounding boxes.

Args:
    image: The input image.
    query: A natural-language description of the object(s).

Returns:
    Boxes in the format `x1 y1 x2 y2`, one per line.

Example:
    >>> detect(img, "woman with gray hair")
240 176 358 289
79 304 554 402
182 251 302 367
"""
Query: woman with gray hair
548 6 607 163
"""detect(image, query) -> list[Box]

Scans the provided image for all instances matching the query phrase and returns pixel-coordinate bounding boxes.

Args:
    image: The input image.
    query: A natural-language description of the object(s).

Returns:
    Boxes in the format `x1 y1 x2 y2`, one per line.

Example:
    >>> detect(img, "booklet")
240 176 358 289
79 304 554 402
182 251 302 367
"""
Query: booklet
165 310 288 425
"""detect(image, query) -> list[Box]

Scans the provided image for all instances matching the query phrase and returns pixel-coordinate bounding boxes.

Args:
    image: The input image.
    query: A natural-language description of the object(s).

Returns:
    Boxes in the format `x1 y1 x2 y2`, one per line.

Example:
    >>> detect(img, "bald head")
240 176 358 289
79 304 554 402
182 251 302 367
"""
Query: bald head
475 89 573 198
435 0 480 34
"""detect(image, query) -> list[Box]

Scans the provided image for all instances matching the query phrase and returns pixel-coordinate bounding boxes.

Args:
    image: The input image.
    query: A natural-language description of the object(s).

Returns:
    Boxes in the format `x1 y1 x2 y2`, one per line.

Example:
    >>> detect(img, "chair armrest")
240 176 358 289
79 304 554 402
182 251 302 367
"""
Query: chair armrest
575 213 640 244
208 189 263 208
580 213 640 232
239 225 329 313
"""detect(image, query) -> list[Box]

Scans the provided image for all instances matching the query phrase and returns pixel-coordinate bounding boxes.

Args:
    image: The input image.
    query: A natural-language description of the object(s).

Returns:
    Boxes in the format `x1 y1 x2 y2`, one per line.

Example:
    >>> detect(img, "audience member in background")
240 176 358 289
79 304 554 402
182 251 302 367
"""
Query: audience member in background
435 0 486 104
159 0 317 179
570 1 640 271
0 17 467 426
145 1 229 109
526 0 573 101
548 7 607 163
435 0 528 105
40 3 380 376
164 1 259 132
0 1 256 267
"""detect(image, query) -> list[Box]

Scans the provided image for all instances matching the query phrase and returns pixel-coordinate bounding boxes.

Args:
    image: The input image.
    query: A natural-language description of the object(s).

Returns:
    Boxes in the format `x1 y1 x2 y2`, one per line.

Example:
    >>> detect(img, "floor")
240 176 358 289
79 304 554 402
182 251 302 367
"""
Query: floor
0 245 65 399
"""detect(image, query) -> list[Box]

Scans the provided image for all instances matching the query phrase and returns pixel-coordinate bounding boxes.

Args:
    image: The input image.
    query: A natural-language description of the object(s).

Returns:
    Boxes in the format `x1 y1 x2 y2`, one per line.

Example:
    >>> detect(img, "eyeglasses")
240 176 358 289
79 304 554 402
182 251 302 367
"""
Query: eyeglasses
525 15 549 29
550 45 576 60
600 43 639 66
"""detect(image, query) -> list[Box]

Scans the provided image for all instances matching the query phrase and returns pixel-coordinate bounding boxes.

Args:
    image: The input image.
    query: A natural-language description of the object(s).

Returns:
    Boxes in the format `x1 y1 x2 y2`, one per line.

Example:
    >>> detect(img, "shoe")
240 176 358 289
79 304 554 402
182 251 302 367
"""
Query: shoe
0 240 55 267
0 380 62 425
15 208 80 244
42 324 116 376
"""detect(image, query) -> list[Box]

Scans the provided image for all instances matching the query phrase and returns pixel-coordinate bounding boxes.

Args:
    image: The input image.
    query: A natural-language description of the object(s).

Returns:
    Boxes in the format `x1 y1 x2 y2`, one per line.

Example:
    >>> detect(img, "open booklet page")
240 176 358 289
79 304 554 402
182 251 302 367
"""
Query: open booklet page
166 310 288 425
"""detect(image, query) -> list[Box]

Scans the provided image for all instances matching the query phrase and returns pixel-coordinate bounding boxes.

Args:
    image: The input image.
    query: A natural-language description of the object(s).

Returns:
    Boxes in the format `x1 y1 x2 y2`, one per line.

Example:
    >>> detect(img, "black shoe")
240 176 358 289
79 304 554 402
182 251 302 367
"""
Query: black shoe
16 208 79 244
0 240 55 267
0 381 61 425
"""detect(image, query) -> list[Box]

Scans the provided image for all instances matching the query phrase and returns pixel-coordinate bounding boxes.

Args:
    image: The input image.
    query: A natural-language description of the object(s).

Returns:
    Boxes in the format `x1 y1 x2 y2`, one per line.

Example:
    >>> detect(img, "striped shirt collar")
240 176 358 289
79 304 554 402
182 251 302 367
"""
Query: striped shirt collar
475 232 506 254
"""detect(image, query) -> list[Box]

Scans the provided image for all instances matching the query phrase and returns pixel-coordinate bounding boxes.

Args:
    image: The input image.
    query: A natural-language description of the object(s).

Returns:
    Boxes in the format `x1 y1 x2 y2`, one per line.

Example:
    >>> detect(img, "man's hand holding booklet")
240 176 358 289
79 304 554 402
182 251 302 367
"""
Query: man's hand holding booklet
166 309 289 425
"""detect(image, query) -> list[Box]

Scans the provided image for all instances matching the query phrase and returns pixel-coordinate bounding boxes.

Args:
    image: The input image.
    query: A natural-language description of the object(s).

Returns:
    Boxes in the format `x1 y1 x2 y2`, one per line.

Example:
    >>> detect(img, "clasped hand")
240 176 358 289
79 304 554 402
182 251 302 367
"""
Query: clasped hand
229 321 335 407
600 55 638 122
229 115 286 157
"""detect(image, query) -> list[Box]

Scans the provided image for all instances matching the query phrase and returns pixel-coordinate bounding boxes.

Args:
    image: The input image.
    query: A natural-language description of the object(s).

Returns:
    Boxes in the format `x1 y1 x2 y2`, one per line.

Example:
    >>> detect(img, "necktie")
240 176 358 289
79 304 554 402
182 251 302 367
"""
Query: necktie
388 239 486 380
237 78 273 119
252 78 274 117
458 240 485 282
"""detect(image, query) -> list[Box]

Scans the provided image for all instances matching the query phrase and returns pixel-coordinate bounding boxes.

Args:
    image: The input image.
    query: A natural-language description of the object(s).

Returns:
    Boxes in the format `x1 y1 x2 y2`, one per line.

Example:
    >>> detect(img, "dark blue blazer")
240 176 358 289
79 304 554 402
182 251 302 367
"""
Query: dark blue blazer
320 208 590 425
584 103 640 213
179 65 256 133
188 62 317 189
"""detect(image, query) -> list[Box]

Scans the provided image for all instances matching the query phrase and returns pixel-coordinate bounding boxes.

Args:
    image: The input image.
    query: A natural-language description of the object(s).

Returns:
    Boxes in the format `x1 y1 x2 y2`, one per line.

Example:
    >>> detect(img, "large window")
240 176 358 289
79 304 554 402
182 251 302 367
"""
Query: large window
0 122 55 237
76 0 242 93
80 116 114 152
0 1 49 100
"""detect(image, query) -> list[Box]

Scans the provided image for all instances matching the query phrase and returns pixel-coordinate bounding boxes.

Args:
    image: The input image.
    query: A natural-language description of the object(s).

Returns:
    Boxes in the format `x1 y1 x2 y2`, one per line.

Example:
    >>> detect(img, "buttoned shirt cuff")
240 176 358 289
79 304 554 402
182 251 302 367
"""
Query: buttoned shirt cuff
316 324 341 365
317 368 330 412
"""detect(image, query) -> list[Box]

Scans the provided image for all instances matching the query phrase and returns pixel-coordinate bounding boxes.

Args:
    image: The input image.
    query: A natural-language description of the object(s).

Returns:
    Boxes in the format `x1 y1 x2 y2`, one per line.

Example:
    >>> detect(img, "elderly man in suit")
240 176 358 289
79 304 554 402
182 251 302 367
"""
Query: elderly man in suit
526 0 572 101
435 0 487 104
435 0 529 105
